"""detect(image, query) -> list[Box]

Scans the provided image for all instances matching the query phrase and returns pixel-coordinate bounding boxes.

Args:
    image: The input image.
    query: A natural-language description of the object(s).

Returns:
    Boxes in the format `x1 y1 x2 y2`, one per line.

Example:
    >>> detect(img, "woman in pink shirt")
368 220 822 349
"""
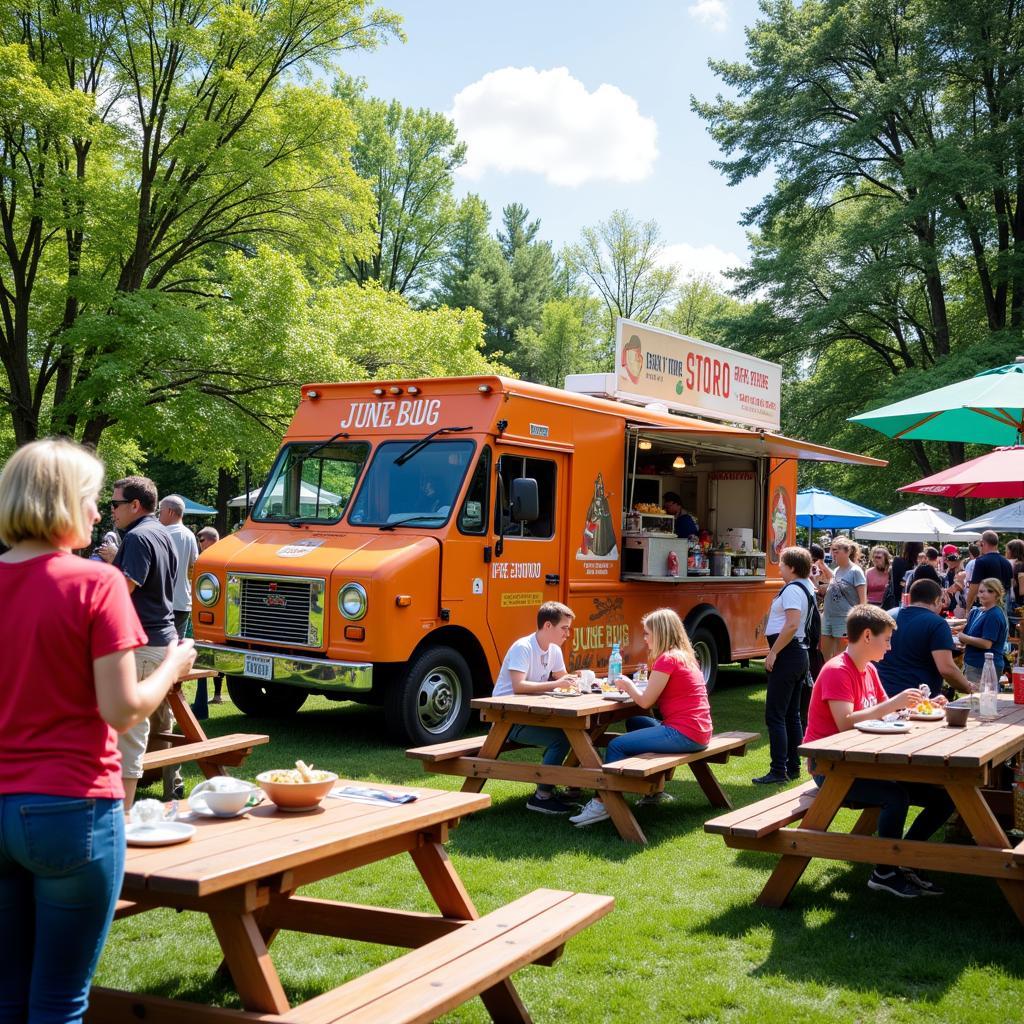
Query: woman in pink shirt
0 439 196 1023
570 608 712 828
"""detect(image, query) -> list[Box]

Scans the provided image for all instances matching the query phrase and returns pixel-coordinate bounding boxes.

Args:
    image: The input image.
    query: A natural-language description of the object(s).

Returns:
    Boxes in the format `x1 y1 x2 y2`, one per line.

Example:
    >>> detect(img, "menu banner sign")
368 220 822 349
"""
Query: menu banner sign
616 319 782 431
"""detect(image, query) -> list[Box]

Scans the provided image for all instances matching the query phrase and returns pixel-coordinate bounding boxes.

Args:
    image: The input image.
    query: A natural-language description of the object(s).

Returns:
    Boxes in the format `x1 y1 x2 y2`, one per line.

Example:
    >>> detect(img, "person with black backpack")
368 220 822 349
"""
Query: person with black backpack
754 546 821 785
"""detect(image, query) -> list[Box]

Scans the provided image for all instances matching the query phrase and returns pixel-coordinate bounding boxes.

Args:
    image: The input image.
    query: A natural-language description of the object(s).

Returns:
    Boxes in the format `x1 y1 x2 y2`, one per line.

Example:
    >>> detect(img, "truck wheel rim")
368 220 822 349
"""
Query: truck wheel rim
693 640 713 684
416 667 462 734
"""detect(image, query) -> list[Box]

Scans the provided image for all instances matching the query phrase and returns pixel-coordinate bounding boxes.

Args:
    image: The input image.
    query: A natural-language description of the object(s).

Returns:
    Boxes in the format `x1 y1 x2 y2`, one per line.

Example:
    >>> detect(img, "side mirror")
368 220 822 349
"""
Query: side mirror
510 477 539 522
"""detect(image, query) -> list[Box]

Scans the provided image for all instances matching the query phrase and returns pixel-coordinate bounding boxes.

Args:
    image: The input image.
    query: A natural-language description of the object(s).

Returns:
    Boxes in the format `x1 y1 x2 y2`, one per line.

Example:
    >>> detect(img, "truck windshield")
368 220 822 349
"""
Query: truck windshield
252 441 370 523
347 440 476 527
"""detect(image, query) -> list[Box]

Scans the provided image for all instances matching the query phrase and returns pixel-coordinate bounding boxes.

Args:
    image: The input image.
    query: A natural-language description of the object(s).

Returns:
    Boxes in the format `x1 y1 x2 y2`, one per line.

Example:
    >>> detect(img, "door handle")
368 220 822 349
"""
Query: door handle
545 574 560 585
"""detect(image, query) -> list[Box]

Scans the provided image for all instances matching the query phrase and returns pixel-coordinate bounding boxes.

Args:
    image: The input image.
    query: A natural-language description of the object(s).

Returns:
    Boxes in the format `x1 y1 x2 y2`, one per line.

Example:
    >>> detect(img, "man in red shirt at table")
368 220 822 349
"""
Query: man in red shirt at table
803 603 955 900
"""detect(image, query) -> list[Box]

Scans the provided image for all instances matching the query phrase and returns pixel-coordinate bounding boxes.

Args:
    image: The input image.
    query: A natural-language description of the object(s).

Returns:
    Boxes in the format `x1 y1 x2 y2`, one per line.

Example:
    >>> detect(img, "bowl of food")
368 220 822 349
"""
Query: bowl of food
256 761 337 811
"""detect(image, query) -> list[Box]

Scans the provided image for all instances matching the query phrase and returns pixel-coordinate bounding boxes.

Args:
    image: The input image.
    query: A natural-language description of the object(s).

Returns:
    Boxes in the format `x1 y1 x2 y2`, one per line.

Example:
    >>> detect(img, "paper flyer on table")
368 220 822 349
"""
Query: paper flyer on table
329 786 417 806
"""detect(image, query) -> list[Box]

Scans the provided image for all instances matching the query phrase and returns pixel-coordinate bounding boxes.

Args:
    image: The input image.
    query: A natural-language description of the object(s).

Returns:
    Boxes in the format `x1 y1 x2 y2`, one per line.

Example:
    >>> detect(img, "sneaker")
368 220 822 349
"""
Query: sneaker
637 791 675 807
787 768 802 781
752 772 790 785
560 787 584 804
900 867 944 896
570 798 611 827
526 793 573 816
210 696 225 704
867 869 921 898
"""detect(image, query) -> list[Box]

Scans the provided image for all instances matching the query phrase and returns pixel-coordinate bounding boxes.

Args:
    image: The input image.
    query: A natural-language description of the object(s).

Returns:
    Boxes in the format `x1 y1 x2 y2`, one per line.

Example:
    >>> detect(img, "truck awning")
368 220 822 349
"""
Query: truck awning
628 425 887 467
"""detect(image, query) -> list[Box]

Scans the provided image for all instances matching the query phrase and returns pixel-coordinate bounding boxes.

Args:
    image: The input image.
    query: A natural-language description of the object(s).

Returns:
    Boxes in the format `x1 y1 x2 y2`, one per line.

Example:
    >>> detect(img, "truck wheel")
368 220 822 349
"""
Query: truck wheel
690 626 719 695
225 677 308 717
386 646 472 745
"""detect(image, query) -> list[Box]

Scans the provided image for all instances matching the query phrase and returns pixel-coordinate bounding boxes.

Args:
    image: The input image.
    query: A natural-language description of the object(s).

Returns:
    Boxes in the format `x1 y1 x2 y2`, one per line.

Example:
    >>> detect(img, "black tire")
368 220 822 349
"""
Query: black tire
225 677 308 717
385 645 472 745
689 626 719 694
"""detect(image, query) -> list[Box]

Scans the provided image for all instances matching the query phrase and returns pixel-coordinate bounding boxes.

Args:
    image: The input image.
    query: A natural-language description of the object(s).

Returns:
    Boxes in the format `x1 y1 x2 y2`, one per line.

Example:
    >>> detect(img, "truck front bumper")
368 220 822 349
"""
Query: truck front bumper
195 643 373 695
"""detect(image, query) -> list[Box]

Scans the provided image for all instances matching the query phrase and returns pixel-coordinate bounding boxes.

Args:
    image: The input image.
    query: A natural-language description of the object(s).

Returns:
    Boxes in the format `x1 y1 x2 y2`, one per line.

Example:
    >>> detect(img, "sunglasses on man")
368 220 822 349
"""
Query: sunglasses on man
110 498 133 508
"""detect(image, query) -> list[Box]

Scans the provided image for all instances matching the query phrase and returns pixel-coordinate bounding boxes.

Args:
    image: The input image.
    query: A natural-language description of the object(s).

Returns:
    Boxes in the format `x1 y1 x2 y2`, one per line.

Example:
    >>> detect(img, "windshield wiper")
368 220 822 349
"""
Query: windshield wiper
296 430 350 464
379 515 445 532
393 426 472 466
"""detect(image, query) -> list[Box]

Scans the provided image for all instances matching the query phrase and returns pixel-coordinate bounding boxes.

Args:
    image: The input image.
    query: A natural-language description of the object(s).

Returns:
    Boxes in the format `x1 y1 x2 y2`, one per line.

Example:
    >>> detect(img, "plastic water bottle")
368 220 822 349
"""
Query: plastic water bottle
979 652 1000 721
607 643 622 685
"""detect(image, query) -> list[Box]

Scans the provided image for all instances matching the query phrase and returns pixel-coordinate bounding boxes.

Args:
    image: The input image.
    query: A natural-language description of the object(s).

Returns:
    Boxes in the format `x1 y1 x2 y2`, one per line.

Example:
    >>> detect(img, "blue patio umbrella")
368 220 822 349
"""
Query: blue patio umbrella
796 487 882 538
180 496 216 517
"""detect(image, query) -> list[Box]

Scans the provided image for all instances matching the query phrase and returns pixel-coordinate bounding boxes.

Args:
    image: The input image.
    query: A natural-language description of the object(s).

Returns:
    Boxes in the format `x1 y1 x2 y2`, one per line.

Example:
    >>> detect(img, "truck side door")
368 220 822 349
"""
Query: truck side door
487 451 567 664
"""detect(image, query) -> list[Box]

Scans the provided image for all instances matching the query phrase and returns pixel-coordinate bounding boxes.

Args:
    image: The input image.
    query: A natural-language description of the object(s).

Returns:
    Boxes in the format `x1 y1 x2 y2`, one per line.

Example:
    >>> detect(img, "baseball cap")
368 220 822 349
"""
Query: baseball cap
942 544 961 558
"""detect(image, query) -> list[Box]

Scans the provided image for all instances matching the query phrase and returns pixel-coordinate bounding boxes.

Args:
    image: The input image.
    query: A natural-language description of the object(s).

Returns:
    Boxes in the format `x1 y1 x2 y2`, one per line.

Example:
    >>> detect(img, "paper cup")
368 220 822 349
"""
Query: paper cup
1013 666 1024 705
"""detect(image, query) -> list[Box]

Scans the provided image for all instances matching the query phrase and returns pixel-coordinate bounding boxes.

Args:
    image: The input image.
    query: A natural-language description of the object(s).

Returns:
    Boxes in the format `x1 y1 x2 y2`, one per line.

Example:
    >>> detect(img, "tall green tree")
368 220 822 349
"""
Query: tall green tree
515 296 603 388
432 194 496 312
564 209 677 358
0 0 399 449
693 0 1024 496
656 274 747 345
338 80 465 298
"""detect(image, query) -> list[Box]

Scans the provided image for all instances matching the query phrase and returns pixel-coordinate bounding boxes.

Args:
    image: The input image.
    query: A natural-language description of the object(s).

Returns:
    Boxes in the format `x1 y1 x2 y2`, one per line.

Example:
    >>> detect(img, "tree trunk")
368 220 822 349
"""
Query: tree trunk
215 467 239 538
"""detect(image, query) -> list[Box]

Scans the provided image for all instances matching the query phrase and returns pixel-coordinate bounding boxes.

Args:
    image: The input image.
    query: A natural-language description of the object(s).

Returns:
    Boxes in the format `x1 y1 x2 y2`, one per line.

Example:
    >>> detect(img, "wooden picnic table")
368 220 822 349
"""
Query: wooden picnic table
408 691 754 845
88 781 613 1023
142 668 269 779
706 697 1024 923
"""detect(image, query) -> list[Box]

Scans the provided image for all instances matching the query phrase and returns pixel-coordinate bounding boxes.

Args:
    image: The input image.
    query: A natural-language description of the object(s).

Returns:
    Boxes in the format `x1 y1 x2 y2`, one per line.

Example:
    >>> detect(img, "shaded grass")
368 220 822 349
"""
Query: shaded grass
97 667 1024 1023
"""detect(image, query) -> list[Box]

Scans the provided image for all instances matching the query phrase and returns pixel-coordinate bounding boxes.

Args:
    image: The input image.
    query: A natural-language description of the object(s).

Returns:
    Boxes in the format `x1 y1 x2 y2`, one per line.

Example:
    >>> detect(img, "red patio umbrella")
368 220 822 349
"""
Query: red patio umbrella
899 445 1024 499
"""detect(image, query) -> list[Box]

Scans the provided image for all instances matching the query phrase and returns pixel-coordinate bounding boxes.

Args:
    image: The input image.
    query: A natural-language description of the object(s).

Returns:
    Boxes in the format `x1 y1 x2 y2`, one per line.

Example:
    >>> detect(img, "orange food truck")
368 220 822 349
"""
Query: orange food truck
192 320 882 744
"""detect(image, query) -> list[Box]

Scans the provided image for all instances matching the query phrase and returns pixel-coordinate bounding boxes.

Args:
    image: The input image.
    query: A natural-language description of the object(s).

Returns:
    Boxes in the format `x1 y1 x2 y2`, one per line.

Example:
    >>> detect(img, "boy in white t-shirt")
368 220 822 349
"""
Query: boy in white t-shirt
493 601 578 815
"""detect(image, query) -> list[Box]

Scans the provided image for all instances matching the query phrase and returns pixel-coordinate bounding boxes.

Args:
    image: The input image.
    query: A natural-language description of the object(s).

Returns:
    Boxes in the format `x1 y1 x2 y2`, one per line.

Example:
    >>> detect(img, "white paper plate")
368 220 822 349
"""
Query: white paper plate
601 692 631 702
854 720 910 734
908 710 945 721
126 821 196 846
549 690 580 698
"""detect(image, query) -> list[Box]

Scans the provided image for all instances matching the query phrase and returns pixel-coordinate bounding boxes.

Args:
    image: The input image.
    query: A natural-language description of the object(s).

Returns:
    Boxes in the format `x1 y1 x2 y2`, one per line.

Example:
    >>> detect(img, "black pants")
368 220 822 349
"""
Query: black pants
765 635 808 777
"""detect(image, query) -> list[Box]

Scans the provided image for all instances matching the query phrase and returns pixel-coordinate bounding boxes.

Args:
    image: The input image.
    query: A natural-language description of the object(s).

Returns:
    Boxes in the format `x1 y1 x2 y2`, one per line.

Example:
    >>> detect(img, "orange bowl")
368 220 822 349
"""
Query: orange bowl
256 770 338 811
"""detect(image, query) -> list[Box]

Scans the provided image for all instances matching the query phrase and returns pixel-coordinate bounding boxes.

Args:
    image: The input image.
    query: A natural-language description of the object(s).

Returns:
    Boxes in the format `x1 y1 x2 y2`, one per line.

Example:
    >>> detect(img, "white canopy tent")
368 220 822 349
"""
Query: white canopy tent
852 502 981 543
954 499 1024 534
228 480 343 510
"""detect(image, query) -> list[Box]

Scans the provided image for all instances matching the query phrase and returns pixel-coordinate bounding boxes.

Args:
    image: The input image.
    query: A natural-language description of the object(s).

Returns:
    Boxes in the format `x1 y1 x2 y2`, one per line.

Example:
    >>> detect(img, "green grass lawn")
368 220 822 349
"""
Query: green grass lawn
97 667 1024 1023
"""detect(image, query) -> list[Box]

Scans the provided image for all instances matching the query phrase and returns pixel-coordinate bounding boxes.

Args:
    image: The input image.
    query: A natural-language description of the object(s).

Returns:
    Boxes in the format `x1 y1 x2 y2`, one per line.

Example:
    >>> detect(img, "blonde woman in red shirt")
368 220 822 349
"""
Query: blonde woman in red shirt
570 608 713 827
0 439 196 1023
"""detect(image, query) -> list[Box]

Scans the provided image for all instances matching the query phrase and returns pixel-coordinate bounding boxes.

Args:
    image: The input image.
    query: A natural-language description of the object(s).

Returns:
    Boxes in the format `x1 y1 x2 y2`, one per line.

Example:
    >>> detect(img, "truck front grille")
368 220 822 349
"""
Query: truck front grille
227 575 325 648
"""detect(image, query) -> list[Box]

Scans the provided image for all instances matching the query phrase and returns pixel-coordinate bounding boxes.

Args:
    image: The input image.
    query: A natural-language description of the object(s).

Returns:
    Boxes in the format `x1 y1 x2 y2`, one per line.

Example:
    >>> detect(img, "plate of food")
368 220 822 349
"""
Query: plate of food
550 687 581 698
126 821 196 846
601 691 630 702
908 700 945 721
854 719 911 734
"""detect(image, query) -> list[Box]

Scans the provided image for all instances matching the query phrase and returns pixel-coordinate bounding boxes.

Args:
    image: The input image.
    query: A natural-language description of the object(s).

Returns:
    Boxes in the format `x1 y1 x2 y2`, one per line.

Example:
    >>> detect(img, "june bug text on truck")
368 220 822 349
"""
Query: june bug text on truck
192 322 880 744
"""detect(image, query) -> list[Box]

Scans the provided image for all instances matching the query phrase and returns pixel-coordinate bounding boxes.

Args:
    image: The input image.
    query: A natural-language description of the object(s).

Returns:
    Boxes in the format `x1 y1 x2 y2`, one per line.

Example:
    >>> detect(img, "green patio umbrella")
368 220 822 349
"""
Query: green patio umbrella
848 356 1024 445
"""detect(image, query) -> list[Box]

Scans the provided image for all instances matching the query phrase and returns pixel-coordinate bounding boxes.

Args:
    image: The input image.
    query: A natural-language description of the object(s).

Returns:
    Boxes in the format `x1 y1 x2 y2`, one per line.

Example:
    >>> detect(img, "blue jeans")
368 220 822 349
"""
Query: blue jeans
605 717 708 762
0 794 125 1024
508 725 571 794
811 772 954 871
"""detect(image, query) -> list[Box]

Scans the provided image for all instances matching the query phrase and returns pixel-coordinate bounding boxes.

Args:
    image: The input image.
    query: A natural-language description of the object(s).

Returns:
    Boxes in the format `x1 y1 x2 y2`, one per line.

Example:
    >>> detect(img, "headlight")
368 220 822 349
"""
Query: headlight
338 582 367 620
196 573 221 606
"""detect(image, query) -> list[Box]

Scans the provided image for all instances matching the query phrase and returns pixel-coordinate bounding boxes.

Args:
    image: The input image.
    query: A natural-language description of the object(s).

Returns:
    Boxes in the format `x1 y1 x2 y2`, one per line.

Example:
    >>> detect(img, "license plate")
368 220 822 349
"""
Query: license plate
243 653 273 680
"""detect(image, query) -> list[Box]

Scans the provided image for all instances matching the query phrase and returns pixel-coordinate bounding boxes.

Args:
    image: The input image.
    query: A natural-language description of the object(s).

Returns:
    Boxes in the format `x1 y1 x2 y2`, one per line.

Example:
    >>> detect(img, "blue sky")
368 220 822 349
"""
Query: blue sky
342 0 770 281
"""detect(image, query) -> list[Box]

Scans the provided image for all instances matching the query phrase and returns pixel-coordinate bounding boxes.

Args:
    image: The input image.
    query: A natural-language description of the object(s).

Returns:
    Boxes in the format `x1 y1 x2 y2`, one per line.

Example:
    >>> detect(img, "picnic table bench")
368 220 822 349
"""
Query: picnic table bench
407 691 755 844
88 783 613 1024
706 698 1024 923
141 668 268 779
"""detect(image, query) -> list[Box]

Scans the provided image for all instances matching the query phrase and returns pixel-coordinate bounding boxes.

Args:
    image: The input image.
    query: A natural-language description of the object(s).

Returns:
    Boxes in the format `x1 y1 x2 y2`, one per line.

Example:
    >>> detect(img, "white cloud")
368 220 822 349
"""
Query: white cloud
658 242 743 288
450 66 658 187
688 0 728 32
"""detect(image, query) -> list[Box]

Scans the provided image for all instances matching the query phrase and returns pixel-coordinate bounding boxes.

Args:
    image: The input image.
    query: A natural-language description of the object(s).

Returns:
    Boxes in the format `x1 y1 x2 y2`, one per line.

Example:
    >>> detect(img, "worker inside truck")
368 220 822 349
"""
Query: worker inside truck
621 429 770 581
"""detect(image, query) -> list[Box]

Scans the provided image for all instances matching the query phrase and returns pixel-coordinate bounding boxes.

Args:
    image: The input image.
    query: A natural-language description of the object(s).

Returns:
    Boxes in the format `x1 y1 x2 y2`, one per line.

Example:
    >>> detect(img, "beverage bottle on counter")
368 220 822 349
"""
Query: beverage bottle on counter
667 550 679 577
608 643 622 684
979 652 999 721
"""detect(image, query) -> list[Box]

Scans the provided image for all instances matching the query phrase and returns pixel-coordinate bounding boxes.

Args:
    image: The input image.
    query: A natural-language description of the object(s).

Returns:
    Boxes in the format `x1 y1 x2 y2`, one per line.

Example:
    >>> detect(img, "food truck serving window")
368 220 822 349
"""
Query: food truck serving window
347 440 476 527
253 441 370 523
